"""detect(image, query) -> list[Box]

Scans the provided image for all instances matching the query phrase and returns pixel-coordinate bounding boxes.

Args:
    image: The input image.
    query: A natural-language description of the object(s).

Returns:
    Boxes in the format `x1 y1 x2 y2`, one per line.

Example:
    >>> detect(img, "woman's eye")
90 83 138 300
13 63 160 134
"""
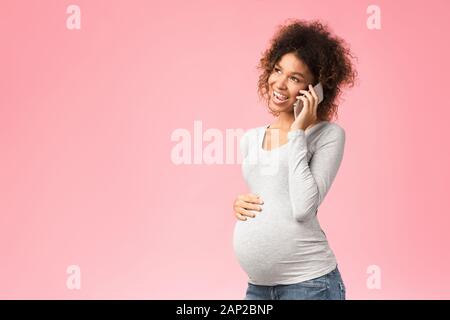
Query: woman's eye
274 68 300 82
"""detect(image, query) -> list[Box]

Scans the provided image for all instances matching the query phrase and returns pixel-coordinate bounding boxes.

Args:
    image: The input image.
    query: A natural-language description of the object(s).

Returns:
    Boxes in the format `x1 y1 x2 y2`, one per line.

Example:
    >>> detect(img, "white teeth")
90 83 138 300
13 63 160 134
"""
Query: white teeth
274 91 288 100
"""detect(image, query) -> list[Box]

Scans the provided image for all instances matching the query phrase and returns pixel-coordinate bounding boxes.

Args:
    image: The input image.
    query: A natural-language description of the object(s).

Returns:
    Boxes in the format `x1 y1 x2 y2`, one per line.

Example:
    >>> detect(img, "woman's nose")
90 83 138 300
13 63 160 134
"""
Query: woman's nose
275 81 288 90
275 77 288 88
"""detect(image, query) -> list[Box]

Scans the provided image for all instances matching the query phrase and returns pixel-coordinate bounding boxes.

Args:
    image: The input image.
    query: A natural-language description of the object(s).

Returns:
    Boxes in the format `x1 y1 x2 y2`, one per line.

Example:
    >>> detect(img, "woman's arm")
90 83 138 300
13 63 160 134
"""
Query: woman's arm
287 125 346 222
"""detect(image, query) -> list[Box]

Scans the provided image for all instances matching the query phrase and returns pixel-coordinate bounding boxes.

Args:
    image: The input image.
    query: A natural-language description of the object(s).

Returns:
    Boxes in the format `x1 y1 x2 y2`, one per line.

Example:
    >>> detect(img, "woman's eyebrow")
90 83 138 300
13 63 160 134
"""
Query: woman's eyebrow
275 63 305 78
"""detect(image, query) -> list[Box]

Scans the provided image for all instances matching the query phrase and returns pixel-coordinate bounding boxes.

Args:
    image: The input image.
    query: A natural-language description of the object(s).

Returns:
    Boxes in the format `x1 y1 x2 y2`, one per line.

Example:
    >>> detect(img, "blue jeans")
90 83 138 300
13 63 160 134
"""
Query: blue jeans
244 265 346 300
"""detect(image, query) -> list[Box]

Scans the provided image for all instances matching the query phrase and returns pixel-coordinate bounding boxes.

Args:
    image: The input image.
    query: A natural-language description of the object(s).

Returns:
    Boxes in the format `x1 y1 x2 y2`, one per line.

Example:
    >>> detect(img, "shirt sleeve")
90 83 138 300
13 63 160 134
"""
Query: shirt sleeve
286 126 346 222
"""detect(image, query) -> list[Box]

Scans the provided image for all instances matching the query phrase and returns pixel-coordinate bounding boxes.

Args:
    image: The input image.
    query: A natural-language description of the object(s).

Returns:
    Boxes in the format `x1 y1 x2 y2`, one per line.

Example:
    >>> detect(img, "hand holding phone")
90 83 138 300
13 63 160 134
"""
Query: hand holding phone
293 82 324 119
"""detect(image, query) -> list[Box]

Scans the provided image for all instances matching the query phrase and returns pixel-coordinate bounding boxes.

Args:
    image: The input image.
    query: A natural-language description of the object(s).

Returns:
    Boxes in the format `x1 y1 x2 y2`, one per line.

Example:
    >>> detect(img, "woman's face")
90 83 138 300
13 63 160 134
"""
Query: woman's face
267 52 315 115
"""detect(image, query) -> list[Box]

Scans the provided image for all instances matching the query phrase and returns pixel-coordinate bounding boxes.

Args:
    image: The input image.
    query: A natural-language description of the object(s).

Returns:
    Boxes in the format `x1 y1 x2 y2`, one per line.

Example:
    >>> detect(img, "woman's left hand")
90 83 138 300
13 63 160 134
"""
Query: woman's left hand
290 84 319 131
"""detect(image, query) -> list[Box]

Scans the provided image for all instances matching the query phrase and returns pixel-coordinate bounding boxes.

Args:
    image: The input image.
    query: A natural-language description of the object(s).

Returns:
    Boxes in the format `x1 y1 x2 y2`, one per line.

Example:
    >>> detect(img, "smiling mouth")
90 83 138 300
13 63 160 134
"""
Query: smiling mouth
272 90 289 103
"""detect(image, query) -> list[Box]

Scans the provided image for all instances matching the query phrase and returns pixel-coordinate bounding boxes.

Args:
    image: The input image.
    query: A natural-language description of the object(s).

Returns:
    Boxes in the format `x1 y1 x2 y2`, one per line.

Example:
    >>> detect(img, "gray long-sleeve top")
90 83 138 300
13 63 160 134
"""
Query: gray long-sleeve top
233 121 346 285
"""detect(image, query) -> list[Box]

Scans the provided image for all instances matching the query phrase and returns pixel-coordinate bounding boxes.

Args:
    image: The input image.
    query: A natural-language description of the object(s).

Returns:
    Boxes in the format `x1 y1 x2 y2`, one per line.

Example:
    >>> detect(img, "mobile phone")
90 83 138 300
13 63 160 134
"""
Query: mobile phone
293 82 324 119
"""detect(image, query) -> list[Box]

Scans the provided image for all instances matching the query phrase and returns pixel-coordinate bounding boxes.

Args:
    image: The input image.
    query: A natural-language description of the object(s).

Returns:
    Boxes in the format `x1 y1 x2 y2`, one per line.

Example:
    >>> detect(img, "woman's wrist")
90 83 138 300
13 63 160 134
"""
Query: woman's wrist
288 128 305 140
289 125 307 132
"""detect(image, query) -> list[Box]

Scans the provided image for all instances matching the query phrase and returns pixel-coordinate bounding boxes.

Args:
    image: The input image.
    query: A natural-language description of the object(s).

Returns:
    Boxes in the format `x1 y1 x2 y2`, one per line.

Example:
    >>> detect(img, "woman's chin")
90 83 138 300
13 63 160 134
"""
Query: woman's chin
269 99 293 112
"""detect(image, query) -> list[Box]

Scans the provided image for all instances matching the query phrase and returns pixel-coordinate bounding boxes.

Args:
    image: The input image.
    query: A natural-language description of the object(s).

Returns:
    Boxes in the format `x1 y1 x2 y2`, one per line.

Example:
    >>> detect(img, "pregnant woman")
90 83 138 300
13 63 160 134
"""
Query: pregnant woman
232 19 357 300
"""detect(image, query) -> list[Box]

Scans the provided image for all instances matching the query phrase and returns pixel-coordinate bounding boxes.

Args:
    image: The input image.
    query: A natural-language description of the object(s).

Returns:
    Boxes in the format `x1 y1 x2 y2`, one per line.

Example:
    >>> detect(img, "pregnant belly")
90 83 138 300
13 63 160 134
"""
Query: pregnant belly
232 215 296 281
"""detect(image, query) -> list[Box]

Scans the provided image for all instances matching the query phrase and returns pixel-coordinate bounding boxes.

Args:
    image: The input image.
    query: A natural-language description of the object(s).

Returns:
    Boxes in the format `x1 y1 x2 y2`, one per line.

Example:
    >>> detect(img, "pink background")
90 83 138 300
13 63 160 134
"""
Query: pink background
1 0 449 299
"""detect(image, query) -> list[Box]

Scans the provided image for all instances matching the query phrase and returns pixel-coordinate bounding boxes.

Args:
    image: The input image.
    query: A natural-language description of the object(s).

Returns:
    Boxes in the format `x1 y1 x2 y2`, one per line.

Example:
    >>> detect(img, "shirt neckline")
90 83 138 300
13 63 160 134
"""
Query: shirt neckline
259 121 327 152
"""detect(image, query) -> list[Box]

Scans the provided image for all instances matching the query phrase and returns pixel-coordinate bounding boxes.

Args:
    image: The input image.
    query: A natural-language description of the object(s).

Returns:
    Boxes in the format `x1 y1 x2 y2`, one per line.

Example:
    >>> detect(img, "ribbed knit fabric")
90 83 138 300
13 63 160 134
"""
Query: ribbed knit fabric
233 121 345 285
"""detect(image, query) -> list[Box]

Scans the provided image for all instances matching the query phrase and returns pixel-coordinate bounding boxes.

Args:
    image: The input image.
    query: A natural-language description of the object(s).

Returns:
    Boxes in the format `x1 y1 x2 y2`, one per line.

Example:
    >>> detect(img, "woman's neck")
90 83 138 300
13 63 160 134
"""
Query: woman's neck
269 113 295 131
269 114 321 131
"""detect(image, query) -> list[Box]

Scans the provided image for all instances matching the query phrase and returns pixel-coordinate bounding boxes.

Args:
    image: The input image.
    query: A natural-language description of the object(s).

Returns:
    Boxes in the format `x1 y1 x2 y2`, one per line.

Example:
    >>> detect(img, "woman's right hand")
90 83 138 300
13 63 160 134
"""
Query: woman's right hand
233 193 264 221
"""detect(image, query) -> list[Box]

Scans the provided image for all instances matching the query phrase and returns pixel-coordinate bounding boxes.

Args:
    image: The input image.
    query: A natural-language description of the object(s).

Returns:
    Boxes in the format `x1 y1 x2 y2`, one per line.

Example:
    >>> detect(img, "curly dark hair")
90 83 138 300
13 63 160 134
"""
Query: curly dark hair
257 18 358 121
